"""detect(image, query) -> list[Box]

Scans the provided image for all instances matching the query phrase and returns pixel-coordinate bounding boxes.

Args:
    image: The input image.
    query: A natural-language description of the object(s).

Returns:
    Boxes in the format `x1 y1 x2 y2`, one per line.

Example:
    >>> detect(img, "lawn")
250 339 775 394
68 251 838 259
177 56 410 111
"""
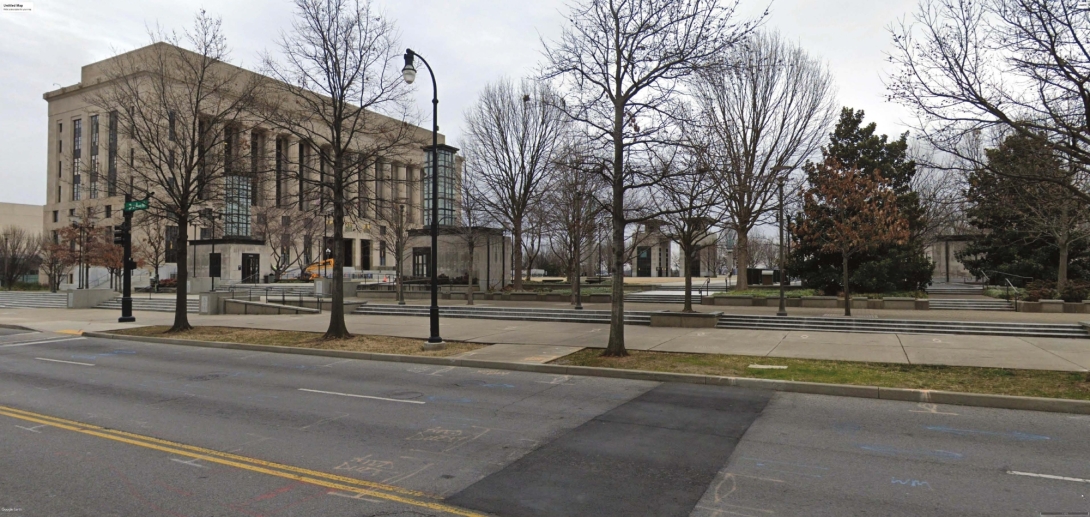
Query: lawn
553 349 1090 401
111 326 483 357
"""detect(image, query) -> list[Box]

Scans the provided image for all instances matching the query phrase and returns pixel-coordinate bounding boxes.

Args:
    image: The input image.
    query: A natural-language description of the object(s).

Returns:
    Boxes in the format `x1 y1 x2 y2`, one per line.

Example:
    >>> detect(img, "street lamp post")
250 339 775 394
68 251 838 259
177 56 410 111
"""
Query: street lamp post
403 48 444 347
772 165 792 317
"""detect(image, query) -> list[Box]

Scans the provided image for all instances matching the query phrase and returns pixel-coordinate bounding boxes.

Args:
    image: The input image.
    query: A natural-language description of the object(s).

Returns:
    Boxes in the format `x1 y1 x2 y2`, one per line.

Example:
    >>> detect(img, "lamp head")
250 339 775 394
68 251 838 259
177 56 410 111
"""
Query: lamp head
402 49 417 84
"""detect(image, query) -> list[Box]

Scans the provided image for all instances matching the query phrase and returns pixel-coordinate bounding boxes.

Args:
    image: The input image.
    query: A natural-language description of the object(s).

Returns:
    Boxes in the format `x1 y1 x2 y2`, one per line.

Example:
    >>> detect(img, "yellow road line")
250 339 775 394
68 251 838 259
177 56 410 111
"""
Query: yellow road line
0 404 429 498
0 405 488 517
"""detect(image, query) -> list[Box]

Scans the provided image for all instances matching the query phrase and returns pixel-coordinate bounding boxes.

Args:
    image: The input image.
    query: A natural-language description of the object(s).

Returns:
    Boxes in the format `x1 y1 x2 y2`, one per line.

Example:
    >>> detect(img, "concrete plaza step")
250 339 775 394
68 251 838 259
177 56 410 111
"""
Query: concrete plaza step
353 304 654 325
716 314 1087 339
215 283 314 297
927 284 985 295
96 297 199 313
929 299 1014 311
0 291 69 309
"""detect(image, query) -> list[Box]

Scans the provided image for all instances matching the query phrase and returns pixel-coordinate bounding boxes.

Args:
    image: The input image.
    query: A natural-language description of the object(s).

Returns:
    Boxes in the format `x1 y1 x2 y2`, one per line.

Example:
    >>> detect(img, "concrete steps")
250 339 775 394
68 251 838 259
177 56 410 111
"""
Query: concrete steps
215 284 314 297
96 297 199 313
716 314 1087 339
927 284 985 295
929 299 1014 311
0 292 68 308
353 304 654 325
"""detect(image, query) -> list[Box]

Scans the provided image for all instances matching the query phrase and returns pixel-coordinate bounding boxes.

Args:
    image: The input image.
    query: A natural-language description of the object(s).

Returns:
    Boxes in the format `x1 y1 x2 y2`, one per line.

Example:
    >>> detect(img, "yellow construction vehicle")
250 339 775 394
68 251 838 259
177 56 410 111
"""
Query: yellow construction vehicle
301 258 334 280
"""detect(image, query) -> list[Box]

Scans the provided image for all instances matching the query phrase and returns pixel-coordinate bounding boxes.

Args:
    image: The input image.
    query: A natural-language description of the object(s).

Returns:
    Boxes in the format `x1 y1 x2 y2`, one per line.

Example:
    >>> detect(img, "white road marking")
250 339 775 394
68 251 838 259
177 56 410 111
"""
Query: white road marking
171 458 209 468
0 337 85 348
298 388 426 404
34 357 94 366
15 425 45 433
748 364 788 370
1007 470 1090 484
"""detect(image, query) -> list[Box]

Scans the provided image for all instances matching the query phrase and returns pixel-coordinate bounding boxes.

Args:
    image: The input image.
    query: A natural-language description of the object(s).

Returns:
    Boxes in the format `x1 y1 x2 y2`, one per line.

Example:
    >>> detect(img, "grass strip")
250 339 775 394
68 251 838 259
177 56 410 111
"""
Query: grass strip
111 326 483 357
552 349 1090 401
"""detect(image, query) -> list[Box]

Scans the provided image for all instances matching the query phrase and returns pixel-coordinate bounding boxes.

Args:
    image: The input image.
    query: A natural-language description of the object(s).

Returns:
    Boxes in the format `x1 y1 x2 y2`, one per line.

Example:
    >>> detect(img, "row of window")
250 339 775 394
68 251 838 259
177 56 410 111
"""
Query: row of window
57 113 120 202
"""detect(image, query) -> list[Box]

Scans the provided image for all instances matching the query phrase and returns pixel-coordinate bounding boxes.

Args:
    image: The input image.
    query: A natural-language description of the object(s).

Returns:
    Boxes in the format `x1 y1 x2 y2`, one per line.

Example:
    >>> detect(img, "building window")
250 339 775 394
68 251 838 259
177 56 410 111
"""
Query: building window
72 118 82 201
168 110 176 141
52 211 58 223
104 205 112 219
68 208 75 217
275 137 284 207
224 175 252 237
251 130 262 207
56 185 61 203
200 227 210 240
165 226 179 263
89 115 99 198
108 111 118 196
380 247 386 266
303 235 312 265
52 230 58 244
298 142 309 210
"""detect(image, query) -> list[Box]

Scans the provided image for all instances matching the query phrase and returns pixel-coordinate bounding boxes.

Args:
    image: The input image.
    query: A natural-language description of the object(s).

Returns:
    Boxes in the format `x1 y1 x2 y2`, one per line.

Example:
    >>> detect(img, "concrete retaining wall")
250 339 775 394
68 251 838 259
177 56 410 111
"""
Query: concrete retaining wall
649 311 721 328
67 289 117 309
224 299 320 315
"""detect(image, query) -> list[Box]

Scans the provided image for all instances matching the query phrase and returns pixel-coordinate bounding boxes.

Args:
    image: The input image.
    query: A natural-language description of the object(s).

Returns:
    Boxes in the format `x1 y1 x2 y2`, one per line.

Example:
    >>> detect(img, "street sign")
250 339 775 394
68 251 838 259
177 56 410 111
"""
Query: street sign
124 199 149 212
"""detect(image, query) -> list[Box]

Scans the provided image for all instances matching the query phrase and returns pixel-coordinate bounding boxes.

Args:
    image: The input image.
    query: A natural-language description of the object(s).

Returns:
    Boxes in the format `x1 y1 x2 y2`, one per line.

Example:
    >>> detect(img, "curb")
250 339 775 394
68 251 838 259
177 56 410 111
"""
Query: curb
82 331 1090 415
0 323 36 332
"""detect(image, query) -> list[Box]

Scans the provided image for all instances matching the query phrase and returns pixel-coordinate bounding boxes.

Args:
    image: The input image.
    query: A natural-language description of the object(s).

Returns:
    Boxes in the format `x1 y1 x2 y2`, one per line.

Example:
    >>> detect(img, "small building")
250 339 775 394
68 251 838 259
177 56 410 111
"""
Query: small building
927 234 975 283
402 226 511 291
1 202 44 236
629 220 718 278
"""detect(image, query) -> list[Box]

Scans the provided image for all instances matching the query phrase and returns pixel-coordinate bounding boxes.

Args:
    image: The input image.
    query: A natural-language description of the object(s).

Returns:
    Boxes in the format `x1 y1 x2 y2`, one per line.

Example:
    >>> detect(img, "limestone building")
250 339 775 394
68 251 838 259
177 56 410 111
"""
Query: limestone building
41 42 463 290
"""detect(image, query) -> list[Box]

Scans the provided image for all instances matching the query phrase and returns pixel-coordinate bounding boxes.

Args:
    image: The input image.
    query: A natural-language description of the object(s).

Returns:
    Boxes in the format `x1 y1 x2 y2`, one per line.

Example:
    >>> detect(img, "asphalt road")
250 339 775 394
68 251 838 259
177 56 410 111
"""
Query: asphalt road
0 330 1088 516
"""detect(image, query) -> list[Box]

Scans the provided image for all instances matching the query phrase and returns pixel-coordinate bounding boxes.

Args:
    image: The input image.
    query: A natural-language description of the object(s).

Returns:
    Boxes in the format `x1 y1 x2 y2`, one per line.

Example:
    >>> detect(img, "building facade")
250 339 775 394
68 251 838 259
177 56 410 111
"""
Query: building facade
41 43 458 290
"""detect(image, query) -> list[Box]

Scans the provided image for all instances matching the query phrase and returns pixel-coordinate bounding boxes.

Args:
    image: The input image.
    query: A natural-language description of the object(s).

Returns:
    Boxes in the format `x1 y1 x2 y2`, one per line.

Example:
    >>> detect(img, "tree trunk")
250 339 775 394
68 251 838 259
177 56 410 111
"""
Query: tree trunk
467 243 475 305
169 212 192 332
325 178 349 339
1058 237 1070 294
512 220 523 291
573 259 582 307
683 243 693 312
842 252 851 317
735 229 749 290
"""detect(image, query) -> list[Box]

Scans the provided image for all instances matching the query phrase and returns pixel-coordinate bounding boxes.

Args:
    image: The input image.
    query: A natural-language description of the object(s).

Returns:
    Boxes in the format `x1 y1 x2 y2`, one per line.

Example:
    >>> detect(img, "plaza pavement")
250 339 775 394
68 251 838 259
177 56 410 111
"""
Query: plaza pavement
2 300 1089 372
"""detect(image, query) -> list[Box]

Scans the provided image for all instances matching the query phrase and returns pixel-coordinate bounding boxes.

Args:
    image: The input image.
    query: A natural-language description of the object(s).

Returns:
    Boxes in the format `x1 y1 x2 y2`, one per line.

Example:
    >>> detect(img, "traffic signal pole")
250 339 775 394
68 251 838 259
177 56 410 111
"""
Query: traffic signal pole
119 193 135 323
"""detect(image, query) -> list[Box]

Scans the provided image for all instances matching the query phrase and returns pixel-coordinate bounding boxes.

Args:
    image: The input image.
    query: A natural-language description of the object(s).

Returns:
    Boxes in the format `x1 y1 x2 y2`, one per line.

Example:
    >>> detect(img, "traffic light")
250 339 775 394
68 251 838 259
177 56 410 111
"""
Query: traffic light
113 226 126 245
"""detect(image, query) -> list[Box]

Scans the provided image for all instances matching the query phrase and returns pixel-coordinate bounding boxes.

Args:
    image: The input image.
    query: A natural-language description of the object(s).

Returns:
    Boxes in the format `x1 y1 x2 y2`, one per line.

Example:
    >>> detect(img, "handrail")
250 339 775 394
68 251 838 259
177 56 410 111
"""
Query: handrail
1005 278 1020 308
698 277 710 296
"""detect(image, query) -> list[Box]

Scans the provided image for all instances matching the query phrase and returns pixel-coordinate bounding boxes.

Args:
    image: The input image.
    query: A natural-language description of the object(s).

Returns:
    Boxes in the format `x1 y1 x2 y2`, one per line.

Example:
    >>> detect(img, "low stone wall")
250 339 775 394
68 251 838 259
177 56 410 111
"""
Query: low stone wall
276 298 367 311
1016 300 1090 313
649 311 721 328
702 295 931 310
67 289 117 309
224 299 320 315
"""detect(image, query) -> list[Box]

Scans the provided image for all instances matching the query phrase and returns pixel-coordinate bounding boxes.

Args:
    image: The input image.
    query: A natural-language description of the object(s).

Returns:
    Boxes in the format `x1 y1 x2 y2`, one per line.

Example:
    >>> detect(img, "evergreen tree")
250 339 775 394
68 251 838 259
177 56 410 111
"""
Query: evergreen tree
960 133 1090 288
788 108 933 294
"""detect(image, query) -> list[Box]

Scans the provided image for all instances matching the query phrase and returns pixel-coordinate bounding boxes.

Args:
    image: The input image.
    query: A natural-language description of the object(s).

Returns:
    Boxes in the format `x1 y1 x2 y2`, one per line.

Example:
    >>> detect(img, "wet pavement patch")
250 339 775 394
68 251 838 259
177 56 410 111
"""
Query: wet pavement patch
446 383 772 517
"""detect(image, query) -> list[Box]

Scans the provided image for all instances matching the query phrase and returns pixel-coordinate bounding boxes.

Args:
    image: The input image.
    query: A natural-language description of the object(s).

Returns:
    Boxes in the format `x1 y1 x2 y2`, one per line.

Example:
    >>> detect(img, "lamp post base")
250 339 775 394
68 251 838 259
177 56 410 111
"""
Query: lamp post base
421 340 445 351
118 316 135 323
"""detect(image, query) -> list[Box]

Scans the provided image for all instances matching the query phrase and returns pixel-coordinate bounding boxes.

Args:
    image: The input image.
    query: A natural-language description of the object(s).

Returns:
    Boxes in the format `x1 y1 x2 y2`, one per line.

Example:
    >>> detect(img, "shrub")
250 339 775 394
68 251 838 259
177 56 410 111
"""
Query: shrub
1060 281 1090 303
1023 280 1056 302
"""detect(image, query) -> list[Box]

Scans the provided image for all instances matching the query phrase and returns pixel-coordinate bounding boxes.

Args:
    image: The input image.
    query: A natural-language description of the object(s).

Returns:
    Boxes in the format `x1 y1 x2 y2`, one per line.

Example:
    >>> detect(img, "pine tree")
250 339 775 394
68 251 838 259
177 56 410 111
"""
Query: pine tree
788 108 933 294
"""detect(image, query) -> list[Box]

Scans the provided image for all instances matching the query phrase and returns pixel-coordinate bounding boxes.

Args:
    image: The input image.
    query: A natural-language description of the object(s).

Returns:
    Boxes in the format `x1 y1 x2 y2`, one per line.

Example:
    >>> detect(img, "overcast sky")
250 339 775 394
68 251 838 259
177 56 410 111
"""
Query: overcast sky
0 0 920 206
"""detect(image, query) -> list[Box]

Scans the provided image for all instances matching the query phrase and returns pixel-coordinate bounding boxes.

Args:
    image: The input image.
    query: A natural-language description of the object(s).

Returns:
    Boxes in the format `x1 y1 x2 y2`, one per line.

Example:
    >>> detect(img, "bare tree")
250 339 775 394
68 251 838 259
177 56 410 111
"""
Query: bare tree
0 227 41 290
547 147 607 307
462 78 567 290
889 0 1090 203
692 29 836 289
543 0 760 356
521 206 548 282
657 153 720 311
454 168 491 305
374 201 413 305
745 233 778 269
87 11 262 331
38 235 73 293
263 0 420 338
133 211 167 290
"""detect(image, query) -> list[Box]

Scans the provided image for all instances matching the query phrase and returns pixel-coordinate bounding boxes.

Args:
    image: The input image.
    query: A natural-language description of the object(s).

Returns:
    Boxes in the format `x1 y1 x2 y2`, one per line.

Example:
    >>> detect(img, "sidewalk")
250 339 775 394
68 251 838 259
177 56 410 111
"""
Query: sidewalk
2 304 1088 373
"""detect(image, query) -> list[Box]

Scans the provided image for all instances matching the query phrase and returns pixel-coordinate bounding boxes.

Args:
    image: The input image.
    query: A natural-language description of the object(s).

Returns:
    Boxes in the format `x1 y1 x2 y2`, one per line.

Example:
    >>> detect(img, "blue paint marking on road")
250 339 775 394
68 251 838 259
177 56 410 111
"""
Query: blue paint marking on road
480 383 515 389
425 395 475 404
892 477 933 489
70 350 137 361
857 444 963 460
833 422 862 434
924 425 1050 442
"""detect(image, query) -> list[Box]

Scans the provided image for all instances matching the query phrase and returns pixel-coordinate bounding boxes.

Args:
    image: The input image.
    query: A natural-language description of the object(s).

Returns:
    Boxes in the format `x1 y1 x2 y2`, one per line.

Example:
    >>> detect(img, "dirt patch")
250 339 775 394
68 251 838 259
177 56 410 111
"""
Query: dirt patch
111 326 482 357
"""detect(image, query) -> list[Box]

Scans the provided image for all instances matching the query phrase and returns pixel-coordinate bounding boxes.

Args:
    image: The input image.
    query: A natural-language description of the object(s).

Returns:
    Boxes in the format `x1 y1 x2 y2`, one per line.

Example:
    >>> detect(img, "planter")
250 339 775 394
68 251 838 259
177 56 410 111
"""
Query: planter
787 298 802 308
509 292 538 302
752 296 768 307
1040 299 1065 313
1016 300 1042 312
712 295 753 306
588 294 611 303
1063 302 1085 314
544 293 566 302
700 296 715 306
883 297 915 310
867 299 883 310
800 296 838 308
915 299 929 310
649 311 722 328
837 298 868 309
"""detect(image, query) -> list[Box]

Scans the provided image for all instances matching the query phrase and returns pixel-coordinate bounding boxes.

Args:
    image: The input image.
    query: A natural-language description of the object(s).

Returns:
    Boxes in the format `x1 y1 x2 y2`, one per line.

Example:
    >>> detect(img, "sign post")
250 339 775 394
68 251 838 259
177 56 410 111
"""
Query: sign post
119 193 151 323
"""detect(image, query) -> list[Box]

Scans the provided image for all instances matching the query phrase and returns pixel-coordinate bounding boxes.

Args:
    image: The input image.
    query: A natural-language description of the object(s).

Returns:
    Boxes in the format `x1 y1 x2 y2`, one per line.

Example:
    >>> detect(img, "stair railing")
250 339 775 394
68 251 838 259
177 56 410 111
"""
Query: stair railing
1005 278 1019 310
